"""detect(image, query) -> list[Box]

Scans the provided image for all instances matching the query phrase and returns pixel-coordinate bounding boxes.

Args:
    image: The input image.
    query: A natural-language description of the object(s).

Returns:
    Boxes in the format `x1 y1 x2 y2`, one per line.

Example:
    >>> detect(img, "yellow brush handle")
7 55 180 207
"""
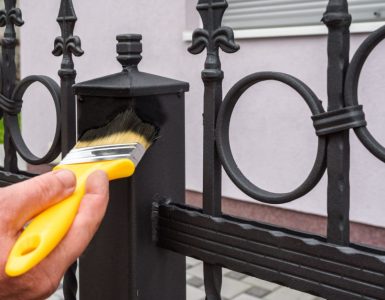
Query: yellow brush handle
5 158 135 277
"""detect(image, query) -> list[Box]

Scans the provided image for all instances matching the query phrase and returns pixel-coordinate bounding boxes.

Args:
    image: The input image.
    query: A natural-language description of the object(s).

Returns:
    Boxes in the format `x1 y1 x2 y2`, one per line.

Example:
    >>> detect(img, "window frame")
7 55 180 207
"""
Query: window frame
183 0 385 41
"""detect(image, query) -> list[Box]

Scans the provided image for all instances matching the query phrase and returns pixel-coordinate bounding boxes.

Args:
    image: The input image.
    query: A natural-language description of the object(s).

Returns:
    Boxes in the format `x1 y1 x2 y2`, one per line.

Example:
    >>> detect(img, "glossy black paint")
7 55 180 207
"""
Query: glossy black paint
155 0 385 299
156 202 385 299
189 1 238 298
216 72 327 204
53 1 84 297
75 34 188 300
1 0 385 299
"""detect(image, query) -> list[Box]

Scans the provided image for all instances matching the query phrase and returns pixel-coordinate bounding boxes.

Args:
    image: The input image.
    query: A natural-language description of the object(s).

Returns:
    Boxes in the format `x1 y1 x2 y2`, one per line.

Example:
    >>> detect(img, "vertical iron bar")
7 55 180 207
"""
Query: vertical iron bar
52 1 83 299
53 0 83 156
189 1 239 298
202 62 223 300
1 0 23 172
322 0 351 245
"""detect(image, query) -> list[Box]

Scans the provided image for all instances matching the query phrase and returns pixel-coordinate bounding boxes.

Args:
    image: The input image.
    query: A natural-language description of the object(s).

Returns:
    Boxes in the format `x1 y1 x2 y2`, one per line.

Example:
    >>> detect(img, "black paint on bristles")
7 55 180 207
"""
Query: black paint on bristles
75 109 157 150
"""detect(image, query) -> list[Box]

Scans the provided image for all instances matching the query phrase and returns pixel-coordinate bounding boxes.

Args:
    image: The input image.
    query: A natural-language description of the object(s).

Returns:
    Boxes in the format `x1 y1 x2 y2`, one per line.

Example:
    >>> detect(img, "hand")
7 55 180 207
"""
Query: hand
0 169 109 300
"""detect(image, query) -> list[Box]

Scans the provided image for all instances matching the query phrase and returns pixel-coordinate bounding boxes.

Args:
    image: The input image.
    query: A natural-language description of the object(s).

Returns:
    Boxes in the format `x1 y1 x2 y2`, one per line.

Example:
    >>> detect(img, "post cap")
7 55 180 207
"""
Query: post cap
116 34 142 70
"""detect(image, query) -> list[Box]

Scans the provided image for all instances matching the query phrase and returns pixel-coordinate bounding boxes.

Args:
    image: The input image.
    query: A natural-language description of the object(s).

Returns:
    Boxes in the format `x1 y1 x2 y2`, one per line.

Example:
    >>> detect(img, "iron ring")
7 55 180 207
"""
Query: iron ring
5 75 61 165
345 24 385 162
216 72 327 204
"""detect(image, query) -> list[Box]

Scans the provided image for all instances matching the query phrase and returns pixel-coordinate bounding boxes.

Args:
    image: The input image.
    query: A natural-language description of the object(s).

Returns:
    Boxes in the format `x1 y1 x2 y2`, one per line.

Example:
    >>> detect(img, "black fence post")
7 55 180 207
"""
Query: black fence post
75 34 189 300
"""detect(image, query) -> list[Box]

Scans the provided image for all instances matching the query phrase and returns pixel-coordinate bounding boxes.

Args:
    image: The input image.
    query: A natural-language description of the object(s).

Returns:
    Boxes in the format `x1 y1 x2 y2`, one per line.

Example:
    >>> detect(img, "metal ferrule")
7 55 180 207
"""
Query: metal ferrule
59 143 146 166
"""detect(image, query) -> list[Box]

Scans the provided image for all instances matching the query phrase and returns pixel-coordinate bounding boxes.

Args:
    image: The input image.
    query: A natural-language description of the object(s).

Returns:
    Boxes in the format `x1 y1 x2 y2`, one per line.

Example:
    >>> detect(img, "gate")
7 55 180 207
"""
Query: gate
1 0 385 299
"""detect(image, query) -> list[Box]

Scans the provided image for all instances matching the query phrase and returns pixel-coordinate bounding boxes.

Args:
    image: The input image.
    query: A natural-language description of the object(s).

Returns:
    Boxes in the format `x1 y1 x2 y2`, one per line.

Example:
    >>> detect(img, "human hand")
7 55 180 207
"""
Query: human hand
0 169 109 300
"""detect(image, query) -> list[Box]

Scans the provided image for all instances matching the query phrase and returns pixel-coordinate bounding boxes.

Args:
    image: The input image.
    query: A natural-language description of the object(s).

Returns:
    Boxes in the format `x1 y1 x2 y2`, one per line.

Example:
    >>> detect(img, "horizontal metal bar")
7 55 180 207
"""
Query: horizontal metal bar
154 202 385 300
0 168 34 187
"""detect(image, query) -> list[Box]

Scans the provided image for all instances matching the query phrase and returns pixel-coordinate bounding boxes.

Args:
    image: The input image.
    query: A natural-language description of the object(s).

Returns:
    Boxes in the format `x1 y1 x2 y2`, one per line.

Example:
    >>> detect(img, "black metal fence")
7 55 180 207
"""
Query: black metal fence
1 0 385 299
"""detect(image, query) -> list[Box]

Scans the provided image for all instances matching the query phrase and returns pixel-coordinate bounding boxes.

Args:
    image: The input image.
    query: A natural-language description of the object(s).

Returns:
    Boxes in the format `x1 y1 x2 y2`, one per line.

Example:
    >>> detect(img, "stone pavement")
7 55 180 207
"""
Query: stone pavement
186 257 324 300
48 257 324 300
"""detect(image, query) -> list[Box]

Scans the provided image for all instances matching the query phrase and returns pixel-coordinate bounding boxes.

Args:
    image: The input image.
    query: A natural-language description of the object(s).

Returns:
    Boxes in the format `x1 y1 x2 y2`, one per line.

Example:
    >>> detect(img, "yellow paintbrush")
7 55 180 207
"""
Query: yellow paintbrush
6 109 156 277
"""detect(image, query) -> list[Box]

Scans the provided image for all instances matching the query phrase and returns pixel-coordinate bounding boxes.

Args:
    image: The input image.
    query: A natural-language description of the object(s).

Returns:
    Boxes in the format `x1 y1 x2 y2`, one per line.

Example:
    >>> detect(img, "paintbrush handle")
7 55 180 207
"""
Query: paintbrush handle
5 159 135 277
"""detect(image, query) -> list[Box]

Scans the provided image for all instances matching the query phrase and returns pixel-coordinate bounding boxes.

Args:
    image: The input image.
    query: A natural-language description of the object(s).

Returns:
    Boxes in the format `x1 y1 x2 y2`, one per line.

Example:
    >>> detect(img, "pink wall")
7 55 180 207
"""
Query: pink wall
19 0 385 227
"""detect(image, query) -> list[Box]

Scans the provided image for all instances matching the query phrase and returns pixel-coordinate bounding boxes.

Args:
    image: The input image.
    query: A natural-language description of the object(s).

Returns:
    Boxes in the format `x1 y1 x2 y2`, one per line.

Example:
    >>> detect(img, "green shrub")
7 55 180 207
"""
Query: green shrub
0 119 3 144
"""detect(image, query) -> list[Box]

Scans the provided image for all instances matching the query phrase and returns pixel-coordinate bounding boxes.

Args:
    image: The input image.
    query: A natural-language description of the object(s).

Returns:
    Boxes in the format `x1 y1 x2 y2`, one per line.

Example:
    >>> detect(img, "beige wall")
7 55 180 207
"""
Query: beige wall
19 0 385 228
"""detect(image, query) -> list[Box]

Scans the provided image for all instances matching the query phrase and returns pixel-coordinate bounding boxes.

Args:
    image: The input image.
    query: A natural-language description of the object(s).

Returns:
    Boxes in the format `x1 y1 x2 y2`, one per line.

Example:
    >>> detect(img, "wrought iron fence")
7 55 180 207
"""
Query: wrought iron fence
0 0 82 298
0 0 385 299
156 0 385 299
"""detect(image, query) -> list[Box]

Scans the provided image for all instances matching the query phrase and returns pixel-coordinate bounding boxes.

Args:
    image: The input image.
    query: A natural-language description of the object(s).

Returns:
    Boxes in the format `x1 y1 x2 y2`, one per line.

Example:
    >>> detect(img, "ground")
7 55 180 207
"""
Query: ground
48 258 325 300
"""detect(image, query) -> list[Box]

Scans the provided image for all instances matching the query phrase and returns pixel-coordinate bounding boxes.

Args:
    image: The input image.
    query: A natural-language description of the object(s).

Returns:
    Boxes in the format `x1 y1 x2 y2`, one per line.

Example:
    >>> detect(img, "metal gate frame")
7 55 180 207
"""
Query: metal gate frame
155 0 385 299
0 0 385 299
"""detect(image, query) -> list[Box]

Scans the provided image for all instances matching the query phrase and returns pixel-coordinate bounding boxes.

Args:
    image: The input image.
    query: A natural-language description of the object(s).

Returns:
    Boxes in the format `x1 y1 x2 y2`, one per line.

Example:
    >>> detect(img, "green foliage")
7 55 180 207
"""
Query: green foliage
0 119 3 144
0 115 21 144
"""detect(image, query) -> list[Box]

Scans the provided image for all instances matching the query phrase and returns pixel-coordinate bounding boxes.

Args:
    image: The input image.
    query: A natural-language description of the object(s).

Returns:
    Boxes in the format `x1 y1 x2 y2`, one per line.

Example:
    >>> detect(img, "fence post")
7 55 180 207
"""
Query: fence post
74 34 188 299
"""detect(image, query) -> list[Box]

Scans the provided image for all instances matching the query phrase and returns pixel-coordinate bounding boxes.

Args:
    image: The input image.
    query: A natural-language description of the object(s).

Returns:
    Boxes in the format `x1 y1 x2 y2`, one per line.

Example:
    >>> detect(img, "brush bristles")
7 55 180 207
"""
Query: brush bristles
75 109 157 150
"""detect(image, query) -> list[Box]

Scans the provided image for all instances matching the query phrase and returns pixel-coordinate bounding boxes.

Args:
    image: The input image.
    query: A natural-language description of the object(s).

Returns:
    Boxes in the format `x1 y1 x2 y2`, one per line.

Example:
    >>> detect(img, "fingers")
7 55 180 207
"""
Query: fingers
0 170 76 232
39 170 109 277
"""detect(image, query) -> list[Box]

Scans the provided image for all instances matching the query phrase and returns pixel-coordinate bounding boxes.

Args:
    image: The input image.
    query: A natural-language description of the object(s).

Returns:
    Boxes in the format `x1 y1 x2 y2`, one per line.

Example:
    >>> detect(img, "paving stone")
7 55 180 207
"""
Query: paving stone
187 263 204 278
222 268 233 275
241 276 279 291
48 261 324 300
233 294 263 300
221 276 252 299
187 276 204 288
264 286 317 300
225 271 247 280
46 291 63 300
187 285 206 300
245 286 270 298
187 256 202 268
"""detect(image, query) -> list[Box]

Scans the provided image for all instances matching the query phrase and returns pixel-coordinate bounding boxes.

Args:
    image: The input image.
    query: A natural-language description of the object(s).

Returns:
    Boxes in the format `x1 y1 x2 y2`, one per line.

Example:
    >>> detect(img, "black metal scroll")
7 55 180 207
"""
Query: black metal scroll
0 0 65 169
345 24 385 162
216 72 327 204
159 0 385 299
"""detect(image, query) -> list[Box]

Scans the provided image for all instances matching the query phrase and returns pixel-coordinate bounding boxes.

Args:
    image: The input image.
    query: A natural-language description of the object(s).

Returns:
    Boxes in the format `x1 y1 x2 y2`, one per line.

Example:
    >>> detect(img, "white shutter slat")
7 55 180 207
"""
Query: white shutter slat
223 0 385 30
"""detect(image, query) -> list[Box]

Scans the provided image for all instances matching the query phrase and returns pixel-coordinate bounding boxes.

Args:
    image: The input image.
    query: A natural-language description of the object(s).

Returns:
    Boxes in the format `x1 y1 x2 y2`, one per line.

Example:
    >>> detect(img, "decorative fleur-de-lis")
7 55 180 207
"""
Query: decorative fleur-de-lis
52 35 84 57
188 0 239 56
52 0 84 59
0 10 7 27
0 7 24 28
7 8 23 26
213 26 238 53
189 29 209 54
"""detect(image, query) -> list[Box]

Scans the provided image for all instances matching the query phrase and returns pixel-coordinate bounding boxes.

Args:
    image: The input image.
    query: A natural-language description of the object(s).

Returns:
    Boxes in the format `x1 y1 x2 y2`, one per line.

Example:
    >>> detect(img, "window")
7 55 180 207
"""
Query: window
223 0 385 30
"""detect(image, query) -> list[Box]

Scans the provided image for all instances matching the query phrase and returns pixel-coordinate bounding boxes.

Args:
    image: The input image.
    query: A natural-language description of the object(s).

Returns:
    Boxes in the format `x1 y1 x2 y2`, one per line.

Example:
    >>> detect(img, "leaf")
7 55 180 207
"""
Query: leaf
188 29 209 54
213 27 239 53
52 37 64 56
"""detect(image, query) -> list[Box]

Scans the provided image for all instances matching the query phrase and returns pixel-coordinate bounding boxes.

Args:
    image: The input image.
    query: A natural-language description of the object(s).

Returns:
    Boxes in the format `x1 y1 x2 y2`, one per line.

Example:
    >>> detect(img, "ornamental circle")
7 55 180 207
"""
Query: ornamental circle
345 24 385 162
216 72 326 204
6 75 61 164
